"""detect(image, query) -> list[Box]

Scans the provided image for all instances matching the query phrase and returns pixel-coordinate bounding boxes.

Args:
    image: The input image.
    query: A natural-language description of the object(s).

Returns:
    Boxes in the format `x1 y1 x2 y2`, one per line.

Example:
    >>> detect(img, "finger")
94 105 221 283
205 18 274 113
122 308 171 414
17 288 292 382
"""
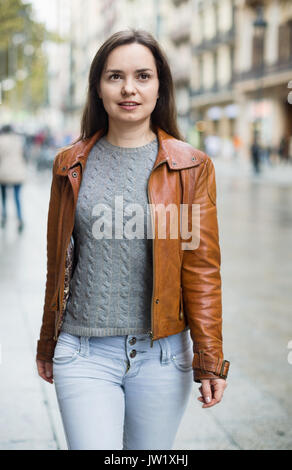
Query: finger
37 364 45 376
213 383 226 403
202 400 216 408
37 368 53 383
36 360 45 374
42 374 53 383
197 385 204 402
201 380 212 404
41 363 54 384
45 362 53 379
36 360 53 383
203 382 226 407
198 396 219 408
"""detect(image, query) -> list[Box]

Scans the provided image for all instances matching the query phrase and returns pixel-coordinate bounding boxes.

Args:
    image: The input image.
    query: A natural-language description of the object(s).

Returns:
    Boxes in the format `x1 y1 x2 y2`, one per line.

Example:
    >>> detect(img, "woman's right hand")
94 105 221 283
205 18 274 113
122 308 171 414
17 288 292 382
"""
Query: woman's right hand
36 359 54 384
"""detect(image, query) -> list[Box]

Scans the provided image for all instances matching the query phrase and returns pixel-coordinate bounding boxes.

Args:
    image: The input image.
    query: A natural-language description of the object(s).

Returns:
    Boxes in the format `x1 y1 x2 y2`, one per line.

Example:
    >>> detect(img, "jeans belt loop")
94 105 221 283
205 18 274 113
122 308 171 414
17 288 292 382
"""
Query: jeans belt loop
80 336 89 357
159 337 171 365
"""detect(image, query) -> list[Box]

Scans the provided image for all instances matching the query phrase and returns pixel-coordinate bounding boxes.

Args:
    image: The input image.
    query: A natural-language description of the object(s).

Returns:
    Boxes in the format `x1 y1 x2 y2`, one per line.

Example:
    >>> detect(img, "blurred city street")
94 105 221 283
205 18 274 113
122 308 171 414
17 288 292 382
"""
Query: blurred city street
1 0 292 452
0 159 291 450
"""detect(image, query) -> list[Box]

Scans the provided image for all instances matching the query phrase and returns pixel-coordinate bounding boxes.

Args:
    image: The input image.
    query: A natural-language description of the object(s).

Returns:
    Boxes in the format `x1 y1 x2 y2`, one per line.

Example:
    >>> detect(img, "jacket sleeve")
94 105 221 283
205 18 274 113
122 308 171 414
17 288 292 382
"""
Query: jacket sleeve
36 153 62 362
181 155 230 383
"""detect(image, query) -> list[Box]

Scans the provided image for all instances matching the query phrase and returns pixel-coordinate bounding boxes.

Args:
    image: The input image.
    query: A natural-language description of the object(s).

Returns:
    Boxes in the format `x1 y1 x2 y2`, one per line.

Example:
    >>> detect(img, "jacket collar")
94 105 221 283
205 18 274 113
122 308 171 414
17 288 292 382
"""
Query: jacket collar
56 126 203 176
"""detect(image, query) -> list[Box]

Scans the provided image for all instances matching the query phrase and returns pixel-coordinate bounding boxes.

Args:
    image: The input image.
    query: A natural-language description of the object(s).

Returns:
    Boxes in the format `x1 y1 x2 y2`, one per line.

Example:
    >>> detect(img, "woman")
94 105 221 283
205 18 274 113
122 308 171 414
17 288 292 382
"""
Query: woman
0 124 26 232
36 29 230 450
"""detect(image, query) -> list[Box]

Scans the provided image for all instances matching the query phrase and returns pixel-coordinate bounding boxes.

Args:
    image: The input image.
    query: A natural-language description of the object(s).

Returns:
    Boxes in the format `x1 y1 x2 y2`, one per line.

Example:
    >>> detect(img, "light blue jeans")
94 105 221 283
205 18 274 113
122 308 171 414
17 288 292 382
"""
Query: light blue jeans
52 329 194 450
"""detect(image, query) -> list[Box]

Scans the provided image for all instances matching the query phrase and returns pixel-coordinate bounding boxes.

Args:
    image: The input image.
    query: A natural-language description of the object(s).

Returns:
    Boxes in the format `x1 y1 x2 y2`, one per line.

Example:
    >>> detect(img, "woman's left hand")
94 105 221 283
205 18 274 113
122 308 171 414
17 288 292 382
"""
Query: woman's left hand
197 378 227 408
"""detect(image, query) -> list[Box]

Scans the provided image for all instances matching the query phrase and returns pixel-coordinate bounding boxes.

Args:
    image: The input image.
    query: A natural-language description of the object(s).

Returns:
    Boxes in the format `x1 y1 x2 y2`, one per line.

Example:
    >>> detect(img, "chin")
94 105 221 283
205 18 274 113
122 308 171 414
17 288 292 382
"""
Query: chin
119 114 146 122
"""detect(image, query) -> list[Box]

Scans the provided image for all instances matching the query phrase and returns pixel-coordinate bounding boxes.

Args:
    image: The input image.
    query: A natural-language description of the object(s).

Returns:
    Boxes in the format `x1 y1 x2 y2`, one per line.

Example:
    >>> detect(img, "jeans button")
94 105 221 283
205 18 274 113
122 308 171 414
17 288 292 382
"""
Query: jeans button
130 350 136 358
129 337 136 345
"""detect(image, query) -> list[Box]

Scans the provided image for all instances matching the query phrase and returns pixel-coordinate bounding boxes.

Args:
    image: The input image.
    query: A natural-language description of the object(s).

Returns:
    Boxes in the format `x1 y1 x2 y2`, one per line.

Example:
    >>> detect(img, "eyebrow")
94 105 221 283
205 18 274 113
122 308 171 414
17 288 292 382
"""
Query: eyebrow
104 68 153 74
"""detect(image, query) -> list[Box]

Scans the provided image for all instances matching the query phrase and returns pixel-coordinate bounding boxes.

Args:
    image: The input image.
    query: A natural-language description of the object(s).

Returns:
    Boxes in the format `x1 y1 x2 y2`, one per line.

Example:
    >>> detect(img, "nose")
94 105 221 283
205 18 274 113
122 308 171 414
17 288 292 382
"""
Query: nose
121 77 136 96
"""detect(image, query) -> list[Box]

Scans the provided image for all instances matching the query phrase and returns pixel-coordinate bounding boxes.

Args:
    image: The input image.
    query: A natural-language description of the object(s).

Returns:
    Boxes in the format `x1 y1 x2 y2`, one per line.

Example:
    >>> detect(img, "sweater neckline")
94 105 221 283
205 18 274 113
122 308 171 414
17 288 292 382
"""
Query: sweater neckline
97 135 158 153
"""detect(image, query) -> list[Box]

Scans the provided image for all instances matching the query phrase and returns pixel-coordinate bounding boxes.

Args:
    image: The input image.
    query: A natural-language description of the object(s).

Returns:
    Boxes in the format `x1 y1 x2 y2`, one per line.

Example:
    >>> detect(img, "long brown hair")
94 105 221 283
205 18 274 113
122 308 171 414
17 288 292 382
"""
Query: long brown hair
75 28 184 142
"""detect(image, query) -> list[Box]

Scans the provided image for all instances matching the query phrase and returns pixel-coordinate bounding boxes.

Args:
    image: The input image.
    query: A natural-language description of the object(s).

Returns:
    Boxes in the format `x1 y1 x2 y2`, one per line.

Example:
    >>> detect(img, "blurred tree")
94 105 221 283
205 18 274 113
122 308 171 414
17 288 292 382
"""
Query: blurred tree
0 0 62 111
0 0 24 48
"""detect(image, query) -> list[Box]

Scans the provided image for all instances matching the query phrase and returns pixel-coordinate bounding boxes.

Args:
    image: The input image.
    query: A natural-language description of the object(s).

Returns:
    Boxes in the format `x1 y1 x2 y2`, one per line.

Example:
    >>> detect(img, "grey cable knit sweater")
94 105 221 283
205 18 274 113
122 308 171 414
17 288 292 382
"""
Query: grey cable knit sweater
61 134 159 337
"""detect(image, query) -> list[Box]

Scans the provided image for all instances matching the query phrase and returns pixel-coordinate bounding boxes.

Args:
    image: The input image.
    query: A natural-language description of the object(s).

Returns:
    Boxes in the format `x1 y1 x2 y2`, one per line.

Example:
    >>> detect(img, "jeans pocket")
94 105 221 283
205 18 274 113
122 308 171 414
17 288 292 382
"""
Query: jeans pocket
52 333 80 365
170 345 193 373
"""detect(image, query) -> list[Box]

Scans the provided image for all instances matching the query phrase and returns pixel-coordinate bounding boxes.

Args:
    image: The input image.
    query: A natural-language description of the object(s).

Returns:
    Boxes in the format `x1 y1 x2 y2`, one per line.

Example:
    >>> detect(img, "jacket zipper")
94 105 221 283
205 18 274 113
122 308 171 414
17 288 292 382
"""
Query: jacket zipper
147 160 166 347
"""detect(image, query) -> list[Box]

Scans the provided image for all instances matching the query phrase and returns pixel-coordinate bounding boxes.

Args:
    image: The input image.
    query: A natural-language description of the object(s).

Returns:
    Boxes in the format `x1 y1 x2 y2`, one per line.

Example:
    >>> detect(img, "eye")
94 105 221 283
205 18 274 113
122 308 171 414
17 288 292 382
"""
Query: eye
109 73 121 80
138 73 150 80
108 72 151 81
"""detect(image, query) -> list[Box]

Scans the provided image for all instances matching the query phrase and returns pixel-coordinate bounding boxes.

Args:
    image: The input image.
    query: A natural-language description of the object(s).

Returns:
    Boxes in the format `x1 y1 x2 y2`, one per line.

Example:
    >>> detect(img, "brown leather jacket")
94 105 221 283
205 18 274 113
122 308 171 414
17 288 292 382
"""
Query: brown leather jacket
36 126 230 383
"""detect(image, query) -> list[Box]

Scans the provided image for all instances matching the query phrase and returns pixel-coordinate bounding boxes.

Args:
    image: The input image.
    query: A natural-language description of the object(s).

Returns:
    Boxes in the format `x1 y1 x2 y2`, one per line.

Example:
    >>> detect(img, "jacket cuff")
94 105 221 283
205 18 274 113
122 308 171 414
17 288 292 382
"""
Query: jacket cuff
192 351 230 382
36 338 56 362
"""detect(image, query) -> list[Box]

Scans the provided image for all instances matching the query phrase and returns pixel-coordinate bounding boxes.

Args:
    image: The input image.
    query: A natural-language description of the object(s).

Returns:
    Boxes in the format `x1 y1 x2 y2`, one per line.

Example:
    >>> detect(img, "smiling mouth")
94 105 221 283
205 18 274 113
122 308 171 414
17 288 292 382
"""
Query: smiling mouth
118 102 141 108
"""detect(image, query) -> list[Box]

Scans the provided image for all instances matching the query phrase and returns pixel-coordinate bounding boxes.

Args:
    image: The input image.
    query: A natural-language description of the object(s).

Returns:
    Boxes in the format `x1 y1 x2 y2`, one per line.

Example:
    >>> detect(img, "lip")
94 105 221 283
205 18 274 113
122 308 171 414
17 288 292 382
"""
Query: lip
118 101 141 111
118 101 141 105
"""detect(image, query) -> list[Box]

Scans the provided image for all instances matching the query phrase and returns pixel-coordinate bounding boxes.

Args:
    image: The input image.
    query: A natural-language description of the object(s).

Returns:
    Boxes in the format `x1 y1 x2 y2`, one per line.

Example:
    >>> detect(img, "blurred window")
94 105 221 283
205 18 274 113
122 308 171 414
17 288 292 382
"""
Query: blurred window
252 34 264 69
278 20 292 63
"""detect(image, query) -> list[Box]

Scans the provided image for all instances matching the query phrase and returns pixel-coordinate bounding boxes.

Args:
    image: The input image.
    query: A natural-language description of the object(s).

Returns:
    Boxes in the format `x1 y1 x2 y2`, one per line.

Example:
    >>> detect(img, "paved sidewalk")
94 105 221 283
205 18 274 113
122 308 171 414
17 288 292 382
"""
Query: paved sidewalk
0 165 66 449
0 159 291 450
213 156 292 186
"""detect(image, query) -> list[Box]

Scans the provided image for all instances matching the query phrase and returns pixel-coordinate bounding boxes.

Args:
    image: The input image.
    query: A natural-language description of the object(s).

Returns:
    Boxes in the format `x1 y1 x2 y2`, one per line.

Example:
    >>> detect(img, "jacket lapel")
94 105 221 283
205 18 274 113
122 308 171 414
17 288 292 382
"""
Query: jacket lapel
55 126 203 177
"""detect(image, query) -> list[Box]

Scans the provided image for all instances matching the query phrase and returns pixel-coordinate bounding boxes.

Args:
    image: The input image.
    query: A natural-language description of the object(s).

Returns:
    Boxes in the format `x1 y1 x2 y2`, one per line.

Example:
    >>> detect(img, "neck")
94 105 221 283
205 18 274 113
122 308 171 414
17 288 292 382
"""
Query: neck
105 119 156 148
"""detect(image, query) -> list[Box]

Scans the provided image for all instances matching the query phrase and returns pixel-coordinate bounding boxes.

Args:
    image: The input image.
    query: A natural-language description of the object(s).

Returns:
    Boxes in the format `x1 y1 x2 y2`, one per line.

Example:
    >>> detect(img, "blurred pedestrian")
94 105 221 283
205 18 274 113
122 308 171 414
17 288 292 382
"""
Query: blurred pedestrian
233 134 242 160
0 124 26 232
278 135 289 164
262 145 272 166
34 129 46 146
250 133 261 174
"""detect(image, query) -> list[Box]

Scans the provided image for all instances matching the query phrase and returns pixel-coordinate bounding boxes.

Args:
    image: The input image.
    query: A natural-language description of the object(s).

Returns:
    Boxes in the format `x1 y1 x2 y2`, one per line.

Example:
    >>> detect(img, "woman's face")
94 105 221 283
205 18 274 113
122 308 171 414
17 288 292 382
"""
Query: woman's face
98 43 160 126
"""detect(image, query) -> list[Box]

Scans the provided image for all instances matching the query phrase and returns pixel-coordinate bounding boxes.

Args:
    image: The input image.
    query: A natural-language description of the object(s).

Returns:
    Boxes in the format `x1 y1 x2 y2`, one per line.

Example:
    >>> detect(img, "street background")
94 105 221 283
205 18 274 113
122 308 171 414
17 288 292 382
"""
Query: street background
0 0 292 450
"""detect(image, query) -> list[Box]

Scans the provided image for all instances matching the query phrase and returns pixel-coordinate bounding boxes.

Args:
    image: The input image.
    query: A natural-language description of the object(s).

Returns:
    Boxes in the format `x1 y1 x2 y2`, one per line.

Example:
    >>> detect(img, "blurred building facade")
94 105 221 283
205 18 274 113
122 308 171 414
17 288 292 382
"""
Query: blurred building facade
191 0 236 157
167 0 193 136
13 0 292 160
234 0 292 161
191 0 292 160
44 0 71 134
